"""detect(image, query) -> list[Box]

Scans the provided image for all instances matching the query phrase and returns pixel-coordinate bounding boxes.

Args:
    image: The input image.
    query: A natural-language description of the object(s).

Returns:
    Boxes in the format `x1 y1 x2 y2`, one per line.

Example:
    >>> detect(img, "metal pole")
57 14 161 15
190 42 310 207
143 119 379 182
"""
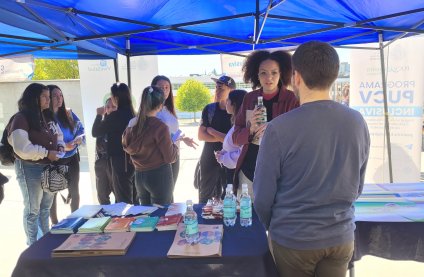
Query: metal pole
113 58 119 83
126 37 131 89
378 32 394 183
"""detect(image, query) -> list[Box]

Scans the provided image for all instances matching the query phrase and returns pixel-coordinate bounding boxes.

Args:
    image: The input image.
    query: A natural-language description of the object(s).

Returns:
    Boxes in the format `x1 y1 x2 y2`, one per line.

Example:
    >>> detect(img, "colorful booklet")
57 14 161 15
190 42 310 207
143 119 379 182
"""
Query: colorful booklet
130 216 159 232
167 224 223 258
104 217 135 232
51 217 87 234
156 214 183 231
52 232 136 257
77 217 111 233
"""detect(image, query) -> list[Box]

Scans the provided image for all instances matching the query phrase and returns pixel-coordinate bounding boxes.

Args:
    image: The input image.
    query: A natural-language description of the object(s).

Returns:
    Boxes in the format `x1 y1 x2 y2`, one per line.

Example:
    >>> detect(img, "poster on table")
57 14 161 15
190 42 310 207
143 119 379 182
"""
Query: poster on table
0 55 34 82
350 36 424 183
78 55 158 202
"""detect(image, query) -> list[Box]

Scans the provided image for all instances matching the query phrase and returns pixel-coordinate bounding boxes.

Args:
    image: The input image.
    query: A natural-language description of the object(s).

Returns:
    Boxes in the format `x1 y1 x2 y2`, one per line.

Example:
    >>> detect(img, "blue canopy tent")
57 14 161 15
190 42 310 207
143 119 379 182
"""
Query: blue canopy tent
1 0 424 183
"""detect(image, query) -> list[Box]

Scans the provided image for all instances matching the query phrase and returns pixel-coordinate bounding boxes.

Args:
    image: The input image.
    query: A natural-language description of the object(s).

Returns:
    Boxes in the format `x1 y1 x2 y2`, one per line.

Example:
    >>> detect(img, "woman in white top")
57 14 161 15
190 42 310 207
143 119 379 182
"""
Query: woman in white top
151 75 198 187
214 89 247 185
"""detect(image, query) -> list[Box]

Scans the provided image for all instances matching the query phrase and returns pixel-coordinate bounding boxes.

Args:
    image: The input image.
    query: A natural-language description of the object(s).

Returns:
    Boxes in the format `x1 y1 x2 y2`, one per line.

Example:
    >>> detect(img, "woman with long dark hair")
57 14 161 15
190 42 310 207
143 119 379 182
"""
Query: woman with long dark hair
214 89 247 188
151 75 197 187
8 83 64 245
232 50 299 198
47 85 85 224
92 83 135 204
123 86 178 205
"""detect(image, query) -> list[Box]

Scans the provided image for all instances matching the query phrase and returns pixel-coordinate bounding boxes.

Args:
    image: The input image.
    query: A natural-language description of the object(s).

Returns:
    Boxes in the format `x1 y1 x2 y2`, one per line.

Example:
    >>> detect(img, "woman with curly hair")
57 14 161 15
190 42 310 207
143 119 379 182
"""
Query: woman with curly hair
232 50 299 199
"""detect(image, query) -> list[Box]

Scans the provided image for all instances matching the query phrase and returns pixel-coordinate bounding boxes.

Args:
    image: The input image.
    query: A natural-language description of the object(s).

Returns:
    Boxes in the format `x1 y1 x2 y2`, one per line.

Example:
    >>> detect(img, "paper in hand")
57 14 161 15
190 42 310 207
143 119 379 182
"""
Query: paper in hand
172 129 184 143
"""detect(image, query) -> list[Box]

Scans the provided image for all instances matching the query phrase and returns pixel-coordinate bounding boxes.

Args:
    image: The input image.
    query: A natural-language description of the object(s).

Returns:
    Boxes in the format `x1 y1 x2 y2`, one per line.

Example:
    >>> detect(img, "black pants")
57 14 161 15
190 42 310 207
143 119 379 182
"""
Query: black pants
135 163 173 206
50 154 80 224
198 157 227 203
95 157 114 204
110 153 134 204
171 155 180 185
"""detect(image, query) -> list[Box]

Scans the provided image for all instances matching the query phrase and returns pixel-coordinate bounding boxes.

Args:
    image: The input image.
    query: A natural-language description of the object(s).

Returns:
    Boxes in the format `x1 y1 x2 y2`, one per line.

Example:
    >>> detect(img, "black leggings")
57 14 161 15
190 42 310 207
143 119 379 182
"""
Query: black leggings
135 164 173 206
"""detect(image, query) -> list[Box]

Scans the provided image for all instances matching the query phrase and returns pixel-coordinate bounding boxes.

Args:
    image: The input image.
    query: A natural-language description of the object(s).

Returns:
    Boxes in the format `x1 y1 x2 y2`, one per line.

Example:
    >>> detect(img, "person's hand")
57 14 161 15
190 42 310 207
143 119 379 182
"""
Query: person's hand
182 137 199 149
47 150 60 162
65 142 76 151
253 123 268 141
249 108 265 135
96 106 105 116
73 136 83 146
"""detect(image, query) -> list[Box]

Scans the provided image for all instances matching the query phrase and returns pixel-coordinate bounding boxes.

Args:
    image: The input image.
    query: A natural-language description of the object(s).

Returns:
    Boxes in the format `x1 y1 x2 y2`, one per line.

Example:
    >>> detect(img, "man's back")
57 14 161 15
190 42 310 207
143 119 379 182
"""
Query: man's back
254 100 370 250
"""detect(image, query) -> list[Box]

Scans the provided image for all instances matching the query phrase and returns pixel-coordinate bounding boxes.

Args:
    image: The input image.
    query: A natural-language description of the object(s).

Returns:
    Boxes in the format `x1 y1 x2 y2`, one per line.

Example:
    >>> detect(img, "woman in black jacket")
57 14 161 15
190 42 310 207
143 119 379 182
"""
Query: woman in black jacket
92 83 135 204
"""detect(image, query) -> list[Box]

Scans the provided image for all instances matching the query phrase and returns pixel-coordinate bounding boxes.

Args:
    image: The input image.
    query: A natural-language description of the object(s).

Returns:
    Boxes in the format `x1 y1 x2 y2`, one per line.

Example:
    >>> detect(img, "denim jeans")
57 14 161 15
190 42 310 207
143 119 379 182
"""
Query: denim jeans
15 159 54 245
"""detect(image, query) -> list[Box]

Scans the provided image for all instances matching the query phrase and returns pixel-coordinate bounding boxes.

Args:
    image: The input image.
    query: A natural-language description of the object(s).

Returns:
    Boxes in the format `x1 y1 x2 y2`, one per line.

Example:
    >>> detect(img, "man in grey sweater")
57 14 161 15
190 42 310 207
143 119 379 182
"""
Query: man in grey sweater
253 41 370 277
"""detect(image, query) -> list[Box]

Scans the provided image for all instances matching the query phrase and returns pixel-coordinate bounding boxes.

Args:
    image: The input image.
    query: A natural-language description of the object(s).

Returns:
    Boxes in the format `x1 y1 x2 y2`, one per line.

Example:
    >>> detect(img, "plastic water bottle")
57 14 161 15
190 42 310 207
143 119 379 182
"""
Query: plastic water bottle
240 184 252 227
184 200 199 244
223 184 236 227
257 96 267 125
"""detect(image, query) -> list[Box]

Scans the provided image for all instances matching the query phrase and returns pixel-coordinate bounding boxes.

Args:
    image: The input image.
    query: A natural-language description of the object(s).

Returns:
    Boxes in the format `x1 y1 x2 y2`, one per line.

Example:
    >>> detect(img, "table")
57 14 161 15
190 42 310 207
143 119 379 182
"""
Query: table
350 183 424 276
12 205 278 277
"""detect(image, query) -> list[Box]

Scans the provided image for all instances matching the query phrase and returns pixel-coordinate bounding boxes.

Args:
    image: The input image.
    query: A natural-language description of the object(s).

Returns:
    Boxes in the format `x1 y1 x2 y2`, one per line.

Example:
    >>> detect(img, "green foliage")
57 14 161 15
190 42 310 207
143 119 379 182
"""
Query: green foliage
175 79 211 121
33 59 79 80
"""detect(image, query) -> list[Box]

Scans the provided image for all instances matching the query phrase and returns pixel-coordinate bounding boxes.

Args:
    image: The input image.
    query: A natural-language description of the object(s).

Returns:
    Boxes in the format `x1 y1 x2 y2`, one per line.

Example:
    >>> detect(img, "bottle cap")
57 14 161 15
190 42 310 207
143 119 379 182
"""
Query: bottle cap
186 199 193 205
227 184 233 191
242 183 248 190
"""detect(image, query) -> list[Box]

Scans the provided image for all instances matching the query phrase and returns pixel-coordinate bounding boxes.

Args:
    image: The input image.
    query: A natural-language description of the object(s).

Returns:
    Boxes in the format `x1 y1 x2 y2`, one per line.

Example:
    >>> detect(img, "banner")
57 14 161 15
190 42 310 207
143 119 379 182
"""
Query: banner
350 36 424 183
0 55 34 82
78 55 158 202
220 53 247 78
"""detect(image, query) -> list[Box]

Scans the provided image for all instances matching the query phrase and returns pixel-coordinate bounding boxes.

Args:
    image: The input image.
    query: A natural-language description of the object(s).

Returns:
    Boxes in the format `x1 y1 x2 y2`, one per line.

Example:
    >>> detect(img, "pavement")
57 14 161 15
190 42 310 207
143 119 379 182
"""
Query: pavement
1 122 424 276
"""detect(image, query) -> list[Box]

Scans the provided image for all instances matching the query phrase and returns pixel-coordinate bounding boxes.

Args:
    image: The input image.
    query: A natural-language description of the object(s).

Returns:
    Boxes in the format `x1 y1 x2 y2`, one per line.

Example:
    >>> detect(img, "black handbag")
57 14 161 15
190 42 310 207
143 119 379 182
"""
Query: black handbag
41 164 69 193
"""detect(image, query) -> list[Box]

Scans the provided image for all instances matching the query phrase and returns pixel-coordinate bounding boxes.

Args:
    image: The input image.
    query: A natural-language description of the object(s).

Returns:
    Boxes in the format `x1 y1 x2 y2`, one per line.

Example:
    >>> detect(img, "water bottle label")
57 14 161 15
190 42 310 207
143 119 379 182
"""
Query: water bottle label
240 205 252 219
185 219 198 235
223 199 235 217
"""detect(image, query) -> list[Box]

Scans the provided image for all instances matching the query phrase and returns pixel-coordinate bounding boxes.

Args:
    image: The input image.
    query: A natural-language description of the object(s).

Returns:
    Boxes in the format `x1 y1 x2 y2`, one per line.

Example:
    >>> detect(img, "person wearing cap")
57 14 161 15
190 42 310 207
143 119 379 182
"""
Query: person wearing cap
196 75 235 203
232 50 299 199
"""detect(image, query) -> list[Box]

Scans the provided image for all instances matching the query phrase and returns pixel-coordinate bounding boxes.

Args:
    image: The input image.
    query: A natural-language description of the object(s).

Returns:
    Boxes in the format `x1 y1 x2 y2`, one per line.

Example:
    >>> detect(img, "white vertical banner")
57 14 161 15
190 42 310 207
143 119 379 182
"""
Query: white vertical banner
350 36 424 183
117 54 159 108
78 56 158 203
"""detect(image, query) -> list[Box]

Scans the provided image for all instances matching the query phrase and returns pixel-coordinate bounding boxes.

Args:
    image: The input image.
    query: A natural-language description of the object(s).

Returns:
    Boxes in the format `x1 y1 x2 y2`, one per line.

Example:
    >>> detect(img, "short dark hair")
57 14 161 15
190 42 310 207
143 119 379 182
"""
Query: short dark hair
292 41 339 90
243 50 292 90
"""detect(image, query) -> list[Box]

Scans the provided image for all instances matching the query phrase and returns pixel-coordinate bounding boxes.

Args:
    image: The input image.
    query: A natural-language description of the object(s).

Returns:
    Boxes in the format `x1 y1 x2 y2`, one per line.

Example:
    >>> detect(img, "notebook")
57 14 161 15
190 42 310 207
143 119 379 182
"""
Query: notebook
104 217 135 232
52 232 136 257
77 217 111 233
67 205 103 219
167 224 223 258
130 216 159 232
156 214 183 231
51 217 87 234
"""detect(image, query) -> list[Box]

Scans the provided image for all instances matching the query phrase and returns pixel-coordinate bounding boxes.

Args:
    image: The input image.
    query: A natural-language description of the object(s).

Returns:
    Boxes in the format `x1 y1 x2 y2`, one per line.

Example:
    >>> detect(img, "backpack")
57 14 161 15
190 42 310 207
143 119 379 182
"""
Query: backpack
0 116 16 166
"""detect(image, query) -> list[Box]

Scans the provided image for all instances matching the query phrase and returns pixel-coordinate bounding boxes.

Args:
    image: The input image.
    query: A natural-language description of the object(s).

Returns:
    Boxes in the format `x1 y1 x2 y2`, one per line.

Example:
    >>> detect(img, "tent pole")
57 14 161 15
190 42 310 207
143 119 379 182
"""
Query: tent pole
378 32 394 183
113 58 119 83
126 37 131 89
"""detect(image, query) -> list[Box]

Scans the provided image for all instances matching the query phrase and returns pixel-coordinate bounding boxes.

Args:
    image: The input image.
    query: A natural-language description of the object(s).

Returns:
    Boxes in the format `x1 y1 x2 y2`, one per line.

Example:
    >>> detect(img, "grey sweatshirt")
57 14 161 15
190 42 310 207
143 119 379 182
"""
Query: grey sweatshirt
253 100 370 250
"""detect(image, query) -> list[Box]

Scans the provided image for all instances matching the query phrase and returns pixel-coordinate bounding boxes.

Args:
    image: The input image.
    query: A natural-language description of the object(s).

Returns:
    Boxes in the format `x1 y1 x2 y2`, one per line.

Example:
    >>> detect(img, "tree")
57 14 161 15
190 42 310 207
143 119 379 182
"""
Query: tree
175 79 211 122
33 59 79 80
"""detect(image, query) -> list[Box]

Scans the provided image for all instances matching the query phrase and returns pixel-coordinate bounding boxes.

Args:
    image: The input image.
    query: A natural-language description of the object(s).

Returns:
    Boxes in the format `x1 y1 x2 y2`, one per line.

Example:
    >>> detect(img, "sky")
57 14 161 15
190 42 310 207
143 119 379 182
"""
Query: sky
158 48 351 77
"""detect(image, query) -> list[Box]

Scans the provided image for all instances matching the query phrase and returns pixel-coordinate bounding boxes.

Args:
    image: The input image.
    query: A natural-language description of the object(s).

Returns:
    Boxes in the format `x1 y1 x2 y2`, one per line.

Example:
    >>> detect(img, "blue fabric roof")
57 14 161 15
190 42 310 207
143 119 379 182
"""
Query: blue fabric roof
0 0 423 59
